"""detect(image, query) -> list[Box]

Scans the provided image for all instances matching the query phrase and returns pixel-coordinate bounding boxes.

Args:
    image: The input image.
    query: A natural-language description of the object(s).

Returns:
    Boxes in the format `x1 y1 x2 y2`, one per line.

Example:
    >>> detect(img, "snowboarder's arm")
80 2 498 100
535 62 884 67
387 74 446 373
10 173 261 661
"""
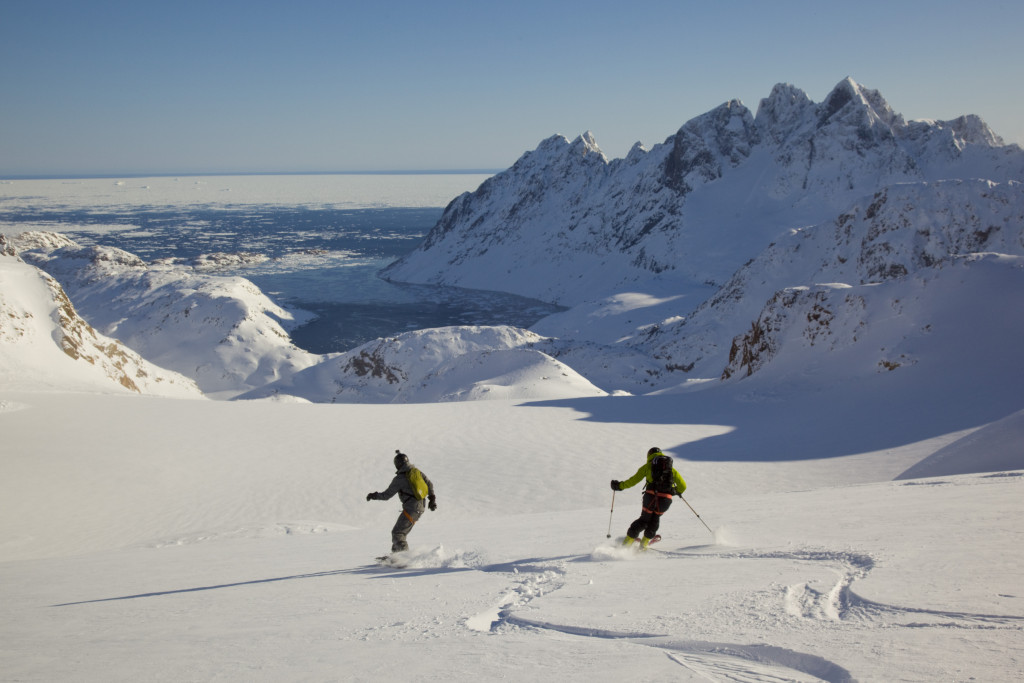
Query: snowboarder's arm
618 464 649 490
377 474 404 501
423 471 437 510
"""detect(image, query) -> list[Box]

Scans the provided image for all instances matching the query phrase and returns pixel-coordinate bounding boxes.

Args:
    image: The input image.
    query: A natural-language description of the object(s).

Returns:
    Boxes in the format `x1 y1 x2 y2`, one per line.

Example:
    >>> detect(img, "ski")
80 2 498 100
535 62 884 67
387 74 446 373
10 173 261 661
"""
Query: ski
611 534 661 550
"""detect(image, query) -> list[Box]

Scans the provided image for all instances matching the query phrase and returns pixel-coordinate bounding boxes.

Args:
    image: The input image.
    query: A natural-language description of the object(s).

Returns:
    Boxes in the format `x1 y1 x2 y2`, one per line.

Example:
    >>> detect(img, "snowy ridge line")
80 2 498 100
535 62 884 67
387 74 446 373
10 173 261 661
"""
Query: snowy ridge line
384 78 1024 308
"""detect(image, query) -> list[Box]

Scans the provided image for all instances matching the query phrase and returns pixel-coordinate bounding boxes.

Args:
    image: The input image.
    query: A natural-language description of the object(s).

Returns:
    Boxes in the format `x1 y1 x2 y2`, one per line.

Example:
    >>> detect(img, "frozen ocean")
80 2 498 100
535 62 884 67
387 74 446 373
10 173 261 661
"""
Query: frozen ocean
0 174 563 353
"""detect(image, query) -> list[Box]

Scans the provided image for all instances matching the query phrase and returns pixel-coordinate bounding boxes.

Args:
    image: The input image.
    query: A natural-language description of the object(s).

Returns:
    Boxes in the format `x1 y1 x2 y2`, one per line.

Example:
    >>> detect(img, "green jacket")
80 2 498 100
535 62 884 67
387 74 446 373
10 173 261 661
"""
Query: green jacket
616 451 686 494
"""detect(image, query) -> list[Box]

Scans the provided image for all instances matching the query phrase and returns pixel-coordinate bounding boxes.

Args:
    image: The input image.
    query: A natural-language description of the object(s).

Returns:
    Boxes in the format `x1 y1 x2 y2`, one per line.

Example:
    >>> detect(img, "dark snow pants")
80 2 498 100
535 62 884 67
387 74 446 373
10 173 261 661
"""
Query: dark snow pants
626 490 673 539
391 500 425 552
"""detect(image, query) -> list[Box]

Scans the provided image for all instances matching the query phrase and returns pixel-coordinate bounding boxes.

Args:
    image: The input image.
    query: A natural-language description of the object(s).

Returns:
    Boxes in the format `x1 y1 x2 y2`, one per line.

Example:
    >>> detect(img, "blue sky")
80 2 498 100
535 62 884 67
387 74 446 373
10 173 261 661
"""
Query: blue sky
3 0 1022 177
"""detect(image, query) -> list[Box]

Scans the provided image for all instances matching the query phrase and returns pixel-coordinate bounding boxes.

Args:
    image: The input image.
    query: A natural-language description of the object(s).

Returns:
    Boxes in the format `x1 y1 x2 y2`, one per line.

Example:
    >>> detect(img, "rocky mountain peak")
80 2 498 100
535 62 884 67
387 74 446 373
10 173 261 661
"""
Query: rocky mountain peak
384 78 1024 306
663 99 758 192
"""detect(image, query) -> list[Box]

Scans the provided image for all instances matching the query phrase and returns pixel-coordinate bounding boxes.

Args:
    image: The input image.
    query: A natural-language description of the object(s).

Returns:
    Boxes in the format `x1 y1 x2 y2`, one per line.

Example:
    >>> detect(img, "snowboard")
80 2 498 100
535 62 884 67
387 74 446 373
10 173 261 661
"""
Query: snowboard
376 554 407 568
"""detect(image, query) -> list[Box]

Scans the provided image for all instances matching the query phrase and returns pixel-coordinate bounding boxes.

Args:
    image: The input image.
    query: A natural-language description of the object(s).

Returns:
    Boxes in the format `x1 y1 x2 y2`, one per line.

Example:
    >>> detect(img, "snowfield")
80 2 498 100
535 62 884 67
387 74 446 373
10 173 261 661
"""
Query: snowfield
2 385 1023 682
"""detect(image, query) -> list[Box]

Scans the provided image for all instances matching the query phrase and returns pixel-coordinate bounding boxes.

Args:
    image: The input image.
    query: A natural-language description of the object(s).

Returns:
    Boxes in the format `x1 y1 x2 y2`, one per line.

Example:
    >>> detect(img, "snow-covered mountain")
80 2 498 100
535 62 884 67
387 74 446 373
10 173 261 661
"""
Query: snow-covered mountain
9 232 321 397
383 78 1024 306
238 325 609 403
0 238 202 397
378 78 1024 402
638 179 1024 382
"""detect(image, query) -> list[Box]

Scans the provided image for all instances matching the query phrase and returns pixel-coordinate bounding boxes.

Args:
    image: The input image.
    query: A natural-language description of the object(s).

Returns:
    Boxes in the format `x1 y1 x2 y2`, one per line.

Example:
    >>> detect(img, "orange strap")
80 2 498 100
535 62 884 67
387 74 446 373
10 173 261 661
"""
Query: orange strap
642 490 674 515
402 509 417 524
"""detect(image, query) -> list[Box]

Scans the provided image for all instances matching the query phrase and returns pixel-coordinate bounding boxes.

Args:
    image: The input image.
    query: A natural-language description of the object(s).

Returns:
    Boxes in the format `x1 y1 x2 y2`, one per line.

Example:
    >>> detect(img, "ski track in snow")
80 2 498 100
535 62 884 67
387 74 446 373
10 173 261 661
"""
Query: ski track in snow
405 542 1024 683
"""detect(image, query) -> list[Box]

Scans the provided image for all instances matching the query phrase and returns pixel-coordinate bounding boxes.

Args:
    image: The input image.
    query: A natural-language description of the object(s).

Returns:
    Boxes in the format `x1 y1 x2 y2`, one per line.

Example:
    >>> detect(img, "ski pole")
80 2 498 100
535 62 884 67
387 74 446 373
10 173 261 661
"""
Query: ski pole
680 495 714 536
606 490 616 538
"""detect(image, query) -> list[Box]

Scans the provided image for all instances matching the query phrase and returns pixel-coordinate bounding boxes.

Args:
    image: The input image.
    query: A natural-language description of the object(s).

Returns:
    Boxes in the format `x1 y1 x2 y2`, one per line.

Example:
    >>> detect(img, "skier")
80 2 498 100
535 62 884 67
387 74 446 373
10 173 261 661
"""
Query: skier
366 450 437 555
610 447 686 550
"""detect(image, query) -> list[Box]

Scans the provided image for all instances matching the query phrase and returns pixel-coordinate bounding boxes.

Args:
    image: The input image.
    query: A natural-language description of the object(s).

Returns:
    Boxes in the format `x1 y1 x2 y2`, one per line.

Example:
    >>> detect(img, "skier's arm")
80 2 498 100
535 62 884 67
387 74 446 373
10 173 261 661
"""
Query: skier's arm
617 464 649 490
673 470 687 495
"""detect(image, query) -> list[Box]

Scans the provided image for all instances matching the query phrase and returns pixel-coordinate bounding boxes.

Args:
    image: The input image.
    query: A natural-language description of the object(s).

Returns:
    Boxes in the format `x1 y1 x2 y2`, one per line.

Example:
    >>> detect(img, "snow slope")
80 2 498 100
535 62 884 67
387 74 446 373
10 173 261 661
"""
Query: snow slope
2 389 1022 682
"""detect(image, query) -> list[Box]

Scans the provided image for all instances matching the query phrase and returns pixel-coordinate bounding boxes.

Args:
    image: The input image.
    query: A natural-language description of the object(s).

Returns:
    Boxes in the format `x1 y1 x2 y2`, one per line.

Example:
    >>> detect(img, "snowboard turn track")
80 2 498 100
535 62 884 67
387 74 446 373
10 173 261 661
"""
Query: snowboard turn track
358 541 1024 683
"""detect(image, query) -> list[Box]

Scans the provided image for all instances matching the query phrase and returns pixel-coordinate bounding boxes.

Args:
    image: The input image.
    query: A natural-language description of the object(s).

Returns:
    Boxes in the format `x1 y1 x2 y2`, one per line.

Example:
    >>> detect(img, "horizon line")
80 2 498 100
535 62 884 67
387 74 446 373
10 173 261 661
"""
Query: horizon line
0 169 503 181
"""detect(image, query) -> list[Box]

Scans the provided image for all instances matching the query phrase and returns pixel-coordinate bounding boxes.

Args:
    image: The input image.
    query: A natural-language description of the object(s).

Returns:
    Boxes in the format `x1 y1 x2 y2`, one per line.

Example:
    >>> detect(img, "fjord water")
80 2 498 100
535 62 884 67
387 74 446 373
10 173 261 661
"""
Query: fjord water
0 174 562 353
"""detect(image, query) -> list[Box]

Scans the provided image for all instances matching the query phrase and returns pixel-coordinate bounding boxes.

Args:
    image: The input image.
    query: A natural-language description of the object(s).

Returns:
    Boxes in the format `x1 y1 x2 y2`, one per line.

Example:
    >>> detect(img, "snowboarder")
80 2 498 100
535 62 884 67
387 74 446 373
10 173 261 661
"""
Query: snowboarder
366 450 437 554
610 447 686 550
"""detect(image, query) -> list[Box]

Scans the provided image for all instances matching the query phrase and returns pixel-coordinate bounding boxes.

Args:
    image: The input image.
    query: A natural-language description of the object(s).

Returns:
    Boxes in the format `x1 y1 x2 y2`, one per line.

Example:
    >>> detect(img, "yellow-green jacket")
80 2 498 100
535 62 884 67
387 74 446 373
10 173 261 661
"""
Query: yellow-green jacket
616 450 686 494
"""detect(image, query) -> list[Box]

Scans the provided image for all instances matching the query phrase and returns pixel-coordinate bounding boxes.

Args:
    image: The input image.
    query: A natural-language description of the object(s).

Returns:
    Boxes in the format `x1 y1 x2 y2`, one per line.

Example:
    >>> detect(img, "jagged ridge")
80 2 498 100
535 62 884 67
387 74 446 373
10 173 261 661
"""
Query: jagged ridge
383 78 1024 306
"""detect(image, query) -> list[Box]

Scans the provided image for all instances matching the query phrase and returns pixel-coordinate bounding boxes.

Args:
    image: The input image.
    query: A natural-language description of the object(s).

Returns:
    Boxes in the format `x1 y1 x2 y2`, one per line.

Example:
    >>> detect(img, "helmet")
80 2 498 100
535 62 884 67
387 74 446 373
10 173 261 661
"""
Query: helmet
647 447 663 456
394 450 410 471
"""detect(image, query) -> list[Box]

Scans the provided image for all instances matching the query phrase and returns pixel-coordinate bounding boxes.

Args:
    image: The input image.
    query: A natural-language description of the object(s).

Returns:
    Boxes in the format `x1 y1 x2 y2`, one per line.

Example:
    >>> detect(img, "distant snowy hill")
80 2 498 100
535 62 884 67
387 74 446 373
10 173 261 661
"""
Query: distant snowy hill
239 325 608 403
0 239 201 397
383 78 1024 306
10 232 320 397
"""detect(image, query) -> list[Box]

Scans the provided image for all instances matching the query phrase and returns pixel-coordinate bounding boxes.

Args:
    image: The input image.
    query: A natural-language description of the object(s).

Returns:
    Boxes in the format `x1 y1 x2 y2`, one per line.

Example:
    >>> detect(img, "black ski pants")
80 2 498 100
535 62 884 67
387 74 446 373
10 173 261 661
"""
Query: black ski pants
626 490 673 539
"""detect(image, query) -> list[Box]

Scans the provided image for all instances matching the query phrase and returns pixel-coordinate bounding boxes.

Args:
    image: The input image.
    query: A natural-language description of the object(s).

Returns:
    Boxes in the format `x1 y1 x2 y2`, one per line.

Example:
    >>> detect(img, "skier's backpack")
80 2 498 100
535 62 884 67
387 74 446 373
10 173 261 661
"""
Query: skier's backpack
408 467 429 500
650 455 674 493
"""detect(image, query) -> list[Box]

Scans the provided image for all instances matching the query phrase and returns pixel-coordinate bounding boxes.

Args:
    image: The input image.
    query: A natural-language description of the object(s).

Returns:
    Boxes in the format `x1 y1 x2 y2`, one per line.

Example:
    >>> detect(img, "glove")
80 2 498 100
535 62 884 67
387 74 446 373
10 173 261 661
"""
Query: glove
366 492 378 501
428 494 437 511
610 480 621 491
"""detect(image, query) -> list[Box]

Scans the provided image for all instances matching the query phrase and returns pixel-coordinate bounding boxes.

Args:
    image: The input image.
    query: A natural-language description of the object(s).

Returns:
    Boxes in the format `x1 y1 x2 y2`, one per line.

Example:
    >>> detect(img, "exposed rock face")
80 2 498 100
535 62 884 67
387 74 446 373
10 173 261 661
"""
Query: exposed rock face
641 179 1024 381
0 253 203 396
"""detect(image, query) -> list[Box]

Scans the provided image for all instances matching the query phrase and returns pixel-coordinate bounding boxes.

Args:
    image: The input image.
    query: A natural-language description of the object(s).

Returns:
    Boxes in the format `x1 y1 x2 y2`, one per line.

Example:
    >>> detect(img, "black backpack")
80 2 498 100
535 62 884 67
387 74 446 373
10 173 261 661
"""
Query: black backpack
649 455 674 493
